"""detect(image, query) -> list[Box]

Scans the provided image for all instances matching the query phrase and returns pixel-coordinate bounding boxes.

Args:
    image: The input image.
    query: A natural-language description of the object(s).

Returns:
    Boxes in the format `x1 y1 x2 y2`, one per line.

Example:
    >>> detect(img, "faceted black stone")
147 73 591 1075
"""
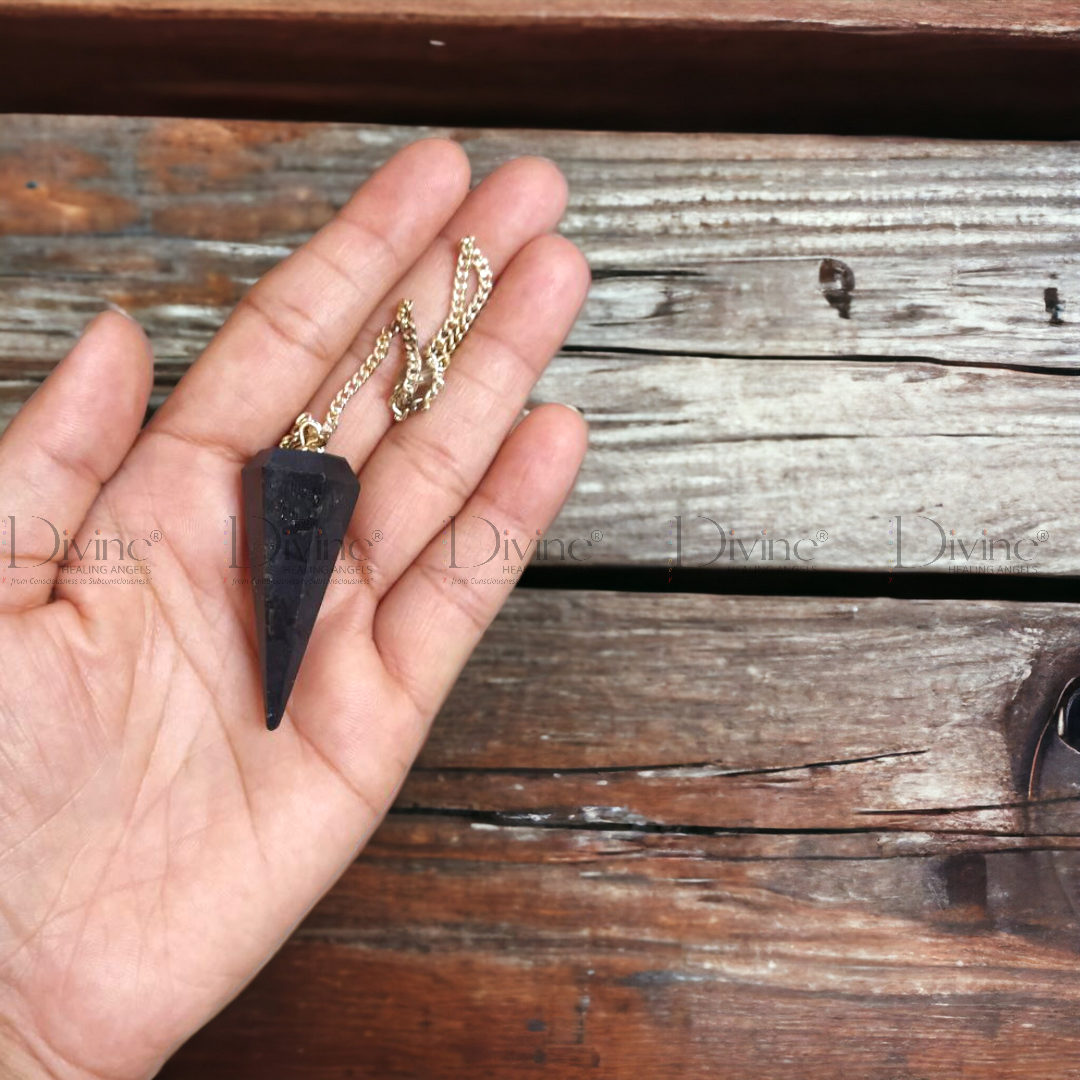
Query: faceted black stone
241 447 360 730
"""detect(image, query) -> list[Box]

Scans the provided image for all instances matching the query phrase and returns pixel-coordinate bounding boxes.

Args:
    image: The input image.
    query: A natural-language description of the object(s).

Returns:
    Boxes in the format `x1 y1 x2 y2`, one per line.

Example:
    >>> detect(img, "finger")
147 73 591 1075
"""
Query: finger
144 137 471 463
330 231 590 613
371 404 588 720
0 310 153 612
303 155 568 471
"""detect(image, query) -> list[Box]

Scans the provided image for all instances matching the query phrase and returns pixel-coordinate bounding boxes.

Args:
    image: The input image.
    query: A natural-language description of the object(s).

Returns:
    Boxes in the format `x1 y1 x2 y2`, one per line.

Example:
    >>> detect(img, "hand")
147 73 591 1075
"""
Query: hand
0 139 589 1079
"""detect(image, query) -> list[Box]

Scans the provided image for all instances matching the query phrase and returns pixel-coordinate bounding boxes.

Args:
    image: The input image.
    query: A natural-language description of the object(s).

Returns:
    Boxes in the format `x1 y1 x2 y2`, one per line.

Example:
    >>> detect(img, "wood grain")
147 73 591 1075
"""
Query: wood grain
0 4 1078 139
530 352 1080 574
1 116 1078 572
159 590 1080 1078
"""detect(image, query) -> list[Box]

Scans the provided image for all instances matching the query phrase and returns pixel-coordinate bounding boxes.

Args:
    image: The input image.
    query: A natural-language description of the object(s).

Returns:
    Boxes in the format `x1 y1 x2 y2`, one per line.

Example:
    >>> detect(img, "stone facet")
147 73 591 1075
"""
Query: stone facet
241 447 360 730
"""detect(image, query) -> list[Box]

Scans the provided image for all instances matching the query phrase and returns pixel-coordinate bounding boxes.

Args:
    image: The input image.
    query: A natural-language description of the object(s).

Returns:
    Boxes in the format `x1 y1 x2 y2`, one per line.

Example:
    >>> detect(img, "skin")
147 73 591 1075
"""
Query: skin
0 139 590 1079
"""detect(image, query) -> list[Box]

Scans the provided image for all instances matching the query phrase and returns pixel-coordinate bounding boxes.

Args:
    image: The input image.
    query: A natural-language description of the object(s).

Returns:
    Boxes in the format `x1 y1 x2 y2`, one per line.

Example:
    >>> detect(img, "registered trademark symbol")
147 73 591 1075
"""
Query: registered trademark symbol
1038 530 1049 543
150 530 162 543
372 530 384 543
591 530 604 543
816 530 829 543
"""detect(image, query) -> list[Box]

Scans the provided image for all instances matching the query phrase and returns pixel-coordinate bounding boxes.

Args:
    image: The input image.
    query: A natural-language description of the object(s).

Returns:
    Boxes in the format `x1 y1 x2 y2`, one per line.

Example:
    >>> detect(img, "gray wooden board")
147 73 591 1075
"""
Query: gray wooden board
1 116 1078 575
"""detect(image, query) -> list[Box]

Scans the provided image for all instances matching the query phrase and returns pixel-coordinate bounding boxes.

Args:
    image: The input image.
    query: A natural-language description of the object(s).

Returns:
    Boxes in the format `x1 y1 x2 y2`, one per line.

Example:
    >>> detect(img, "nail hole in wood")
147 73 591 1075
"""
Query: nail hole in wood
1045 287 1065 326
819 258 855 320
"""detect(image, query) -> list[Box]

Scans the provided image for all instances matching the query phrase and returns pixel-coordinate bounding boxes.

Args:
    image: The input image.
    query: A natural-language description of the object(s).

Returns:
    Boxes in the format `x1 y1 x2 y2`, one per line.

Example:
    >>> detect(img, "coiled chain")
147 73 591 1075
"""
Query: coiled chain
281 235 493 452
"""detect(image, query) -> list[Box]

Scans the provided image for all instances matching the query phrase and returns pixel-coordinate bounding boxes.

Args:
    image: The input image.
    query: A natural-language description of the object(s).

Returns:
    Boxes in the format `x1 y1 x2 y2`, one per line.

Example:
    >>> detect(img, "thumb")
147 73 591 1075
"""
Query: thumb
0 306 153 611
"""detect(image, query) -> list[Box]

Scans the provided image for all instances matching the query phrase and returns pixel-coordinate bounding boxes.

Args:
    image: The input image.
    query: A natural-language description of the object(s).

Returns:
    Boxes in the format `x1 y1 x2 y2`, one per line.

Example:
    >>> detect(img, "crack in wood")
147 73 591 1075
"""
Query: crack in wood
518 566 1080 604
412 748 930 778
389 806 1077 839
859 791 1080 817
558 343 1080 378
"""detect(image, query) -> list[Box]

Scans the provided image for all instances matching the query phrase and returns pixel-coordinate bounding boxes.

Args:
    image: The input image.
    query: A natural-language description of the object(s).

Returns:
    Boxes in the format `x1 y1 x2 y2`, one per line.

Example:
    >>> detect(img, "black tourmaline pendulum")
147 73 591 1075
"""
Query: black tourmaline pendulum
242 444 359 731
242 235 493 730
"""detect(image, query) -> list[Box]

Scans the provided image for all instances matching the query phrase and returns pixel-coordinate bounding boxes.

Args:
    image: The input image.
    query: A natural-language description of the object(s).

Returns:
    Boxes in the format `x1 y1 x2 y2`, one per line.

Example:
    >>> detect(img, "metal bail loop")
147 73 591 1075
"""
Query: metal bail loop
280 412 330 453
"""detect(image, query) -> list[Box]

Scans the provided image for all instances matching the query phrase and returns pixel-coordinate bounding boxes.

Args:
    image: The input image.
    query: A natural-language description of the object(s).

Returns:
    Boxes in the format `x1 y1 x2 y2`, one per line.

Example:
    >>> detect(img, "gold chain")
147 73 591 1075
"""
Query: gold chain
280 236 493 452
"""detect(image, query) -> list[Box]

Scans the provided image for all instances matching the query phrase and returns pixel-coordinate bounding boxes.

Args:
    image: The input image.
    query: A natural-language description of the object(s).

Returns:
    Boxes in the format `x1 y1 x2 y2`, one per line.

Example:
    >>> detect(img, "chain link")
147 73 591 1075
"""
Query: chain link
280 236 493 452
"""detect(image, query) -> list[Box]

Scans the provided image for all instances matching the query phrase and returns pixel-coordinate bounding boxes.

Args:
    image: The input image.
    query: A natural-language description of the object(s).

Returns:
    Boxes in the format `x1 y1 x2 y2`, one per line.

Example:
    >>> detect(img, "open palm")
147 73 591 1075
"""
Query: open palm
0 139 589 1080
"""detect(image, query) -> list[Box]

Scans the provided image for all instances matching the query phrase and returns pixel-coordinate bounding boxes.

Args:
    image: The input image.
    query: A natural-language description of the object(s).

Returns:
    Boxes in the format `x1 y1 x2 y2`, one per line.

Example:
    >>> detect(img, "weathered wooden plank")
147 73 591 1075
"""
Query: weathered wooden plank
6 1 1077 27
400 590 1077 834
1 116 1077 369
1 3 1079 140
2 116 1078 574
8 350 1079 572
529 353 1080 574
161 813 1080 1079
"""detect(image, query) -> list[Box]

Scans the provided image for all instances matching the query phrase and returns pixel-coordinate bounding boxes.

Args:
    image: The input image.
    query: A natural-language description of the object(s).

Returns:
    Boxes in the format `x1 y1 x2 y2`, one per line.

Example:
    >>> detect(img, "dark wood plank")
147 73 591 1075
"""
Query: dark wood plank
1 3 1079 139
162 782 1080 1075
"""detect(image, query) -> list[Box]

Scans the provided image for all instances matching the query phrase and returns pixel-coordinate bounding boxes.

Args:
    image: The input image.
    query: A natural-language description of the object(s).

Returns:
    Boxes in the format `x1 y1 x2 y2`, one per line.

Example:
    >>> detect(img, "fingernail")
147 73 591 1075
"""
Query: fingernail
509 406 531 432
100 300 153 362
560 403 586 420
103 300 141 324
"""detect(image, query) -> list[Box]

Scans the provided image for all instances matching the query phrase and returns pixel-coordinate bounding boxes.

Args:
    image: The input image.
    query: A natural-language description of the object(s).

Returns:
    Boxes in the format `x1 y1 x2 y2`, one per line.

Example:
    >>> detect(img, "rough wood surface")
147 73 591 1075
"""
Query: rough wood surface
0 4 1079 139
1 115 1078 572
158 590 1080 1078
535 353 1079 575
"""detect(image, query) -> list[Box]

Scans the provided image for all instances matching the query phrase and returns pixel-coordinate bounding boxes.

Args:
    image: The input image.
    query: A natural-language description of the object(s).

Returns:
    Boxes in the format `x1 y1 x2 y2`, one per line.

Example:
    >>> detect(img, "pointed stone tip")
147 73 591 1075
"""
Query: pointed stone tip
246 446 360 735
